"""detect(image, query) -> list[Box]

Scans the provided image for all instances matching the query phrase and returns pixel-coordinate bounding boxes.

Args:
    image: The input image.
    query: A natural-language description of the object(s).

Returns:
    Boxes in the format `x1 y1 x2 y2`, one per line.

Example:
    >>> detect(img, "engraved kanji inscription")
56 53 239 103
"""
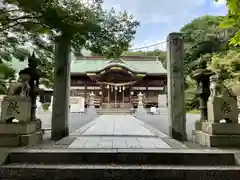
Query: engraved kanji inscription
6 101 20 115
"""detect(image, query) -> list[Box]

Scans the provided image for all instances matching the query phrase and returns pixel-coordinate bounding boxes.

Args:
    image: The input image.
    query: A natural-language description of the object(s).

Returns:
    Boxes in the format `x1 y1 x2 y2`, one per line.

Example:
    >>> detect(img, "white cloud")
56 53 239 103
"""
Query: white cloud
213 0 226 6
102 0 226 50
103 0 205 24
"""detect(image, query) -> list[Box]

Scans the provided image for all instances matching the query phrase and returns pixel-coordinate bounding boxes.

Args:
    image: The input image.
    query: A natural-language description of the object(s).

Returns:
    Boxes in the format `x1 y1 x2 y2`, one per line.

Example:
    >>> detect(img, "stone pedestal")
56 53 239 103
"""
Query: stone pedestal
0 96 42 147
1 96 31 122
0 121 43 147
195 122 240 147
208 97 238 124
195 74 240 147
134 104 147 117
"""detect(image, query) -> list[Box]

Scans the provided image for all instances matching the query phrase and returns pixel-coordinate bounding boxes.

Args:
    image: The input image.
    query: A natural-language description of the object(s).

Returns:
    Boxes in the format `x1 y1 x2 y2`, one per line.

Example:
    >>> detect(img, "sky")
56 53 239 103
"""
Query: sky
102 0 228 51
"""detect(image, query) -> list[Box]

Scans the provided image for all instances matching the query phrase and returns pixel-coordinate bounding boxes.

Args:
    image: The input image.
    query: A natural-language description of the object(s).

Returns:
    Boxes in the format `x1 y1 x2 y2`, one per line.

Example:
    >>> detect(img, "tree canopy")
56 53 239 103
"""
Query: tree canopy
214 0 240 46
181 14 240 111
180 15 233 73
0 0 139 57
0 0 140 89
0 63 15 94
124 50 167 68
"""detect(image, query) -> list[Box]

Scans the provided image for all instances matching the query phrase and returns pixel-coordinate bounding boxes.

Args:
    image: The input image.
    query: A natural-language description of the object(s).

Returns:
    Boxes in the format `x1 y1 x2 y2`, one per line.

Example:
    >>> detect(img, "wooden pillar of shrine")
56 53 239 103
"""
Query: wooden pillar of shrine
100 84 103 104
129 85 132 104
146 82 149 99
107 85 110 104
114 86 117 107
84 80 87 103
122 86 125 104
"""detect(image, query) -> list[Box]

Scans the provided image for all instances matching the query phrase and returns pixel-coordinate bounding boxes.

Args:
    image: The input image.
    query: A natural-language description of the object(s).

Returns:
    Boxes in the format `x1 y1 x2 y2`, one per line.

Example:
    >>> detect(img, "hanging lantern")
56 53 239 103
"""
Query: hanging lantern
106 85 109 89
119 86 121 92
111 85 113 92
115 86 118 90
123 86 125 91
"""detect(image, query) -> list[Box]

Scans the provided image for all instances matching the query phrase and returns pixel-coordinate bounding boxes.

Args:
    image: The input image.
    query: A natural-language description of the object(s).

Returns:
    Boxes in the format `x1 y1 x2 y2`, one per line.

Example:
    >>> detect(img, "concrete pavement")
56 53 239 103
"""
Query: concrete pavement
67 115 176 149
32 112 188 149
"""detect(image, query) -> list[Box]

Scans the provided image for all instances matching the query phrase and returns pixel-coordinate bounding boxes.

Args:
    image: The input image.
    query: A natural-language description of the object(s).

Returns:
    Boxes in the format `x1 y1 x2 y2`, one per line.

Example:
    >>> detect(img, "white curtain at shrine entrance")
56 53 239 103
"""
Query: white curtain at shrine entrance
98 81 136 106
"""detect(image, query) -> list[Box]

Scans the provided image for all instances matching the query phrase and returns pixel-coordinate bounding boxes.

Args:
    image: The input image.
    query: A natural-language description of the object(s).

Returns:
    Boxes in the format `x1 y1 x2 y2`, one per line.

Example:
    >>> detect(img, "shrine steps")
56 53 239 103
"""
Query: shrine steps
98 108 134 115
1 149 240 180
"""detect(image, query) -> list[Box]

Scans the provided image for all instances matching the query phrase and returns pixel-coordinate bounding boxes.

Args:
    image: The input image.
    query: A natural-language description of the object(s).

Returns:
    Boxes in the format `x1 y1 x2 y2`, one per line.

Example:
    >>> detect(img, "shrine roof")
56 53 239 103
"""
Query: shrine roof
71 56 167 75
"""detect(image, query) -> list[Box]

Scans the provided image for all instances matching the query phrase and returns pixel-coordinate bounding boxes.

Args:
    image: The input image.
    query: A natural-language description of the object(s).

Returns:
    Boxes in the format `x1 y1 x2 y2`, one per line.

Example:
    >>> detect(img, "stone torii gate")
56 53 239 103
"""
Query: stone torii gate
167 33 187 141
50 32 187 141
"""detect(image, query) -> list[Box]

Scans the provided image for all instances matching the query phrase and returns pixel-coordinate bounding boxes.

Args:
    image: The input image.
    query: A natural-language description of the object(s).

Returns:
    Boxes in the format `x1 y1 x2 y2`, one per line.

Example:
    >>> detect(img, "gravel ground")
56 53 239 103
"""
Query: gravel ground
135 109 200 141
37 112 98 134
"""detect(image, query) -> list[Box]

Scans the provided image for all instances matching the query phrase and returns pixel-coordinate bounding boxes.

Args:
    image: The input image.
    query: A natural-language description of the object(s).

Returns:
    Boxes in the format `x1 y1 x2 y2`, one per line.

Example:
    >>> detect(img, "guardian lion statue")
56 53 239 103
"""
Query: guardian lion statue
209 75 222 98
7 74 31 97
209 74 235 99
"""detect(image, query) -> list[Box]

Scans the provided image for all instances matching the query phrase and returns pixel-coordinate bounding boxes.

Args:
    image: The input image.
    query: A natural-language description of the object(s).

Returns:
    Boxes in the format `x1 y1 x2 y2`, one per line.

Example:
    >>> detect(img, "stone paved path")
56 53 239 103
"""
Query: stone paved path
68 115 171 149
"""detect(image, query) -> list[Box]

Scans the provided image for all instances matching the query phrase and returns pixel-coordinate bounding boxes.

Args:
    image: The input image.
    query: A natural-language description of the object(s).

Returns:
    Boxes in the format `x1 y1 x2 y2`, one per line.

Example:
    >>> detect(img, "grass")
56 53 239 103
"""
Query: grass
187 109 200 114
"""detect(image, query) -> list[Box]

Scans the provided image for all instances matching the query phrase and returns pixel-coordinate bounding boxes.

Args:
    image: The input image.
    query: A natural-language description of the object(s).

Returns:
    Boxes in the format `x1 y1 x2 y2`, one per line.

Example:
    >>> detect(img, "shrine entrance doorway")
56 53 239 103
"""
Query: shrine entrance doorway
102 84 131 108
86 60 146 108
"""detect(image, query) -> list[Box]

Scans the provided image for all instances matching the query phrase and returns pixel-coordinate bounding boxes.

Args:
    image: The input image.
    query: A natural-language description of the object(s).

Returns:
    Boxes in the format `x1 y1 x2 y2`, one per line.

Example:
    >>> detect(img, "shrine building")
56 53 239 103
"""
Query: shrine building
70 56 167 108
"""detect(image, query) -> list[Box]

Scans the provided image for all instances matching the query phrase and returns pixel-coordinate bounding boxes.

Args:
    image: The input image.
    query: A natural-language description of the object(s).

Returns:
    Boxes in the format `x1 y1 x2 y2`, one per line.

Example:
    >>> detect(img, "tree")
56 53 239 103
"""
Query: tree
0 63 15 94
0 0 140 139
0 0 139 56
0 29 55 88
184 76 198 111
0 0 139 89
214 0 240 46
180 15 231 74
180 14 240 111
179 15 232 111
71 8 139 58
210 49 240 88
0 32 29 62
124 50 167 68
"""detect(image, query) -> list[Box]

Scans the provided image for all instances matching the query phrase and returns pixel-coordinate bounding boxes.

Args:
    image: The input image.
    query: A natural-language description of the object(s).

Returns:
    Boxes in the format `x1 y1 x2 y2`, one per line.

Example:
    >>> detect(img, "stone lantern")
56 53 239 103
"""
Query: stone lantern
192 60 214 121
89 92 95 107
137 92 144 106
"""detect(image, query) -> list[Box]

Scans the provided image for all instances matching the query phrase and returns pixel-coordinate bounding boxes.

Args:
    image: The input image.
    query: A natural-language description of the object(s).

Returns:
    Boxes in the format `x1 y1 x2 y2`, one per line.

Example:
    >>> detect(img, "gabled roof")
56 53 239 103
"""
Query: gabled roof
7 56 167 76
71 56 167 75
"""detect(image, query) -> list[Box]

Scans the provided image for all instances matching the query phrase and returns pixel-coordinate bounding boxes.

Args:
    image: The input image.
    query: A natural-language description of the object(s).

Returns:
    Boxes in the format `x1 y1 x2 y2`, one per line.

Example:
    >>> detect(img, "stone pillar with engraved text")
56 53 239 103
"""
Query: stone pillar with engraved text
167 32 187 141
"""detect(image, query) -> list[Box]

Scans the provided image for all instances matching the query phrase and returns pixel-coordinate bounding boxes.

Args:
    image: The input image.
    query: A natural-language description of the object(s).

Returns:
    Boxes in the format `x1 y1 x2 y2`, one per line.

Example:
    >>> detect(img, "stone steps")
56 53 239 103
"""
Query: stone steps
0 149 240 179
1 164 240 180
98 108 134 115
5 150 236 165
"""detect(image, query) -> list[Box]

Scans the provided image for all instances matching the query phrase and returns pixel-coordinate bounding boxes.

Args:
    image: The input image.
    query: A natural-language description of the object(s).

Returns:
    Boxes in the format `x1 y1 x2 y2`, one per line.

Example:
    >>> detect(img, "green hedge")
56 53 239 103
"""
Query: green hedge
42 103 50 111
